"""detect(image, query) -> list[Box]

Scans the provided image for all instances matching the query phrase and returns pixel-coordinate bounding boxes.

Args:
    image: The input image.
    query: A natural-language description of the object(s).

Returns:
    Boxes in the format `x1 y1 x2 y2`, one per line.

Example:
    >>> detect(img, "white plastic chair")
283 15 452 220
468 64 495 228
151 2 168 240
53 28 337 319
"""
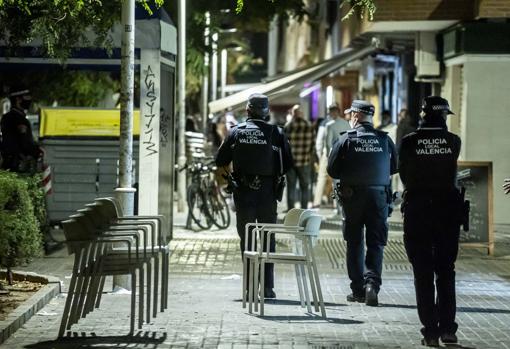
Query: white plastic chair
242 208 306 311
243 210 326 318
261 214 326 317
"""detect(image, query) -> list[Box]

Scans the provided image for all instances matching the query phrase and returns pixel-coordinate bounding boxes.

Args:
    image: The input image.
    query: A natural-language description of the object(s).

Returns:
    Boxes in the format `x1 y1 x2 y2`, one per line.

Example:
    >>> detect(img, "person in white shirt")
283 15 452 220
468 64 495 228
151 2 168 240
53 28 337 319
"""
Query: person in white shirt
313 103 350 207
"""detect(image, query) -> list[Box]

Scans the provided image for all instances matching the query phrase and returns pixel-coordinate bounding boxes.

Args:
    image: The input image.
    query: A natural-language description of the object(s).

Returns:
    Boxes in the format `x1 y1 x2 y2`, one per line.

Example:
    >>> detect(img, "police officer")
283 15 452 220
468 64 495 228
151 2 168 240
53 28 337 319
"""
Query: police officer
1 88 41 172
399 96 462 347
215 93 293 298
327 100 397 306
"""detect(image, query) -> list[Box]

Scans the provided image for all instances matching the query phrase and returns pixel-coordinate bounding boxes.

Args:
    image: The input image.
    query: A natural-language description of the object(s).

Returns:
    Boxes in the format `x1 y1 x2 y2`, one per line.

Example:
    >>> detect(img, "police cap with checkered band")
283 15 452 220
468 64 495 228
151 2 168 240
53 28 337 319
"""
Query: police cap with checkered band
344 100 375 116
422 96 454 115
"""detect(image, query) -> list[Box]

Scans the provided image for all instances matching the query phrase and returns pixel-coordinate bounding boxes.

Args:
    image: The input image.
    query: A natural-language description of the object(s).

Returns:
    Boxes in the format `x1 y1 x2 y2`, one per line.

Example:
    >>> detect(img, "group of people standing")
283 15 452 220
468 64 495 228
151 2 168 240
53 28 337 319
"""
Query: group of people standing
215 92 464 347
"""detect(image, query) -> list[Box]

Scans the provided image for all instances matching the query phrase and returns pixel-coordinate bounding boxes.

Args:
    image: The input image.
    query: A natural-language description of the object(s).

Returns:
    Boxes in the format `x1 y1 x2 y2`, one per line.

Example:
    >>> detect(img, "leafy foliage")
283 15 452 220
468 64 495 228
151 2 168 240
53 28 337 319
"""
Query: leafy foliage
340 0 377 21
0 0 164 60
1 70 119 107
0 171 44 282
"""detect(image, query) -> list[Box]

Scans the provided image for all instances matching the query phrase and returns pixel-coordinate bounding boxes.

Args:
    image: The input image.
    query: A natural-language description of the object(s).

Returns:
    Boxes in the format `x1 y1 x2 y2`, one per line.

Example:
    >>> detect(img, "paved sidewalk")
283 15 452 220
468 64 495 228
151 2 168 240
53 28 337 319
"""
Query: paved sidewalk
2 209 510 348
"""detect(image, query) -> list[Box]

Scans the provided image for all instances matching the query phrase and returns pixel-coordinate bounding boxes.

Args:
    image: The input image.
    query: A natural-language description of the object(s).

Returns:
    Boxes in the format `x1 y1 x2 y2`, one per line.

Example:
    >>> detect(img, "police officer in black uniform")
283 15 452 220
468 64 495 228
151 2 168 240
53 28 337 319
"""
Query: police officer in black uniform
215 93 293 298
1 88 41 172
327 100 397 307
399 96 462 347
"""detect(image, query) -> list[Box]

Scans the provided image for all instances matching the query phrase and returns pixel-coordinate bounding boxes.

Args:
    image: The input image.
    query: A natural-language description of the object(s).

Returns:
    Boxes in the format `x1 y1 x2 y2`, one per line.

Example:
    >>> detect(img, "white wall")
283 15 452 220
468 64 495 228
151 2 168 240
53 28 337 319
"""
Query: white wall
454 58 510 224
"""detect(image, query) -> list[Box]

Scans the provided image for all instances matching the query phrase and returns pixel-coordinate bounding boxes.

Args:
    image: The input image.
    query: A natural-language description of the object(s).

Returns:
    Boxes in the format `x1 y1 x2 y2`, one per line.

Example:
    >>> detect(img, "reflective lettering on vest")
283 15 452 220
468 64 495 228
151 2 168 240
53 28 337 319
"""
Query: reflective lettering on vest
415 137 452 155
354 137 383 153
238 129 268 145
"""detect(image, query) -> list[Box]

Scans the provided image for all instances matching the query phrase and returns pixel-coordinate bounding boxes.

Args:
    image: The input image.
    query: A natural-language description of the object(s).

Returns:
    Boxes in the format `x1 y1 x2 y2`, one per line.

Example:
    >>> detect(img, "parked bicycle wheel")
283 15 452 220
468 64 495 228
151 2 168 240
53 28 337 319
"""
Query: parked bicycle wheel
187 184 213 229
207 186 231 229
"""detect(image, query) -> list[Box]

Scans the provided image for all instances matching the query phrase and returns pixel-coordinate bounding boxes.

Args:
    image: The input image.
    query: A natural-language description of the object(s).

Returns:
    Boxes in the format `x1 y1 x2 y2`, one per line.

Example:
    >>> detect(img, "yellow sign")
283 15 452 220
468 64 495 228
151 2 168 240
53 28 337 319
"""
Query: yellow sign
39 108 140 138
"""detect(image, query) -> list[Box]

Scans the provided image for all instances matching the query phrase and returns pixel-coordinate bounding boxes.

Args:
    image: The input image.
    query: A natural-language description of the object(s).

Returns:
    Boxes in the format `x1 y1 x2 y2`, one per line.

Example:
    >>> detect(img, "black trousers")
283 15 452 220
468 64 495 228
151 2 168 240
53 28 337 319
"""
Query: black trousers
341 187 389 294
403 192 460 338
234 178 277 289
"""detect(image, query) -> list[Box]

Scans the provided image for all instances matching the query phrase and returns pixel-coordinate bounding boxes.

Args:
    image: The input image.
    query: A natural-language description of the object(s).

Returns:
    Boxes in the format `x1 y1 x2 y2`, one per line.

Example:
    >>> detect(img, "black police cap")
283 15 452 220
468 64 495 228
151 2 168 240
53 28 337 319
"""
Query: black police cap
9 88 31 98
422 96 454 115
344 100 375 116
246 93 269 117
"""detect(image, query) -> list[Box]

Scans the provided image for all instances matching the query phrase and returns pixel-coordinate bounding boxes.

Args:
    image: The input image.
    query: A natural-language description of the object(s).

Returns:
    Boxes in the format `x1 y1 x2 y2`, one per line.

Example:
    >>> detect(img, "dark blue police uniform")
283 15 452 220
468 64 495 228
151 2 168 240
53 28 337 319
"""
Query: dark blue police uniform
399 96 462 346
215 94 293 297
327 100 397 306
1 89 40 172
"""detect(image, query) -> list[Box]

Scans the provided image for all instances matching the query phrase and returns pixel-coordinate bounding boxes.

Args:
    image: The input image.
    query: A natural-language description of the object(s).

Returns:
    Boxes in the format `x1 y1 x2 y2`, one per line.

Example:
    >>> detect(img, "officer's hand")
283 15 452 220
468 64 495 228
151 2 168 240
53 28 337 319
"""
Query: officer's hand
504 178 510 195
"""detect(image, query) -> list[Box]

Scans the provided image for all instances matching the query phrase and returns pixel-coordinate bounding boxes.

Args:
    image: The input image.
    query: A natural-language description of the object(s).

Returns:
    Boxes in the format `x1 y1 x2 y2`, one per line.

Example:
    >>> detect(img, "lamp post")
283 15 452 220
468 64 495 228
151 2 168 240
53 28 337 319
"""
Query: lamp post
220 43 243 99
177 0 187 212
201 11 211 133
210 32 218 102
114 0 135 290
208 12 238 103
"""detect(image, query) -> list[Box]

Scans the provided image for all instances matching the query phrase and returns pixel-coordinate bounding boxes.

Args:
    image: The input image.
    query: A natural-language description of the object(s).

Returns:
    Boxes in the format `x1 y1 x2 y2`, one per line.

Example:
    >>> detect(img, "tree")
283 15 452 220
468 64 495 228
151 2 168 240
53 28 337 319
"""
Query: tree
339 0 377 20
0 0 164 60
0 70 120 107
162 0 309 109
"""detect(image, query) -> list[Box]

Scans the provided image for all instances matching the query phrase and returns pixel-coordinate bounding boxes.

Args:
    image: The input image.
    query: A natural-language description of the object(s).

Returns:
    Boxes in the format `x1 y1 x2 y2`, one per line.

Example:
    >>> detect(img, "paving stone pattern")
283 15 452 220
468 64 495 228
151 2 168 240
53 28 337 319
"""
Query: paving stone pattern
2 224 510 348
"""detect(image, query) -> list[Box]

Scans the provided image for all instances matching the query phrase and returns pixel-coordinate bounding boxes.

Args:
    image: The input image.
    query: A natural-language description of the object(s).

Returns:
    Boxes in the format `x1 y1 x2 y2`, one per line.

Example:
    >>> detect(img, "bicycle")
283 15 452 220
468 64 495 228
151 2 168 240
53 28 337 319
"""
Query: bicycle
182 159 231 230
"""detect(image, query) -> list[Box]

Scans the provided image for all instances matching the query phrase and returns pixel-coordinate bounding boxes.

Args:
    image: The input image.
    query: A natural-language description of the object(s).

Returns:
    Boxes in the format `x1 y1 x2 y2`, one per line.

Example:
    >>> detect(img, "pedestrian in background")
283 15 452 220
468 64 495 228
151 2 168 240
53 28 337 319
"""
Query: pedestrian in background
313 104 336 207
215 93 293 299
396 108 418 151
323 103 350 216
399 96 462 347
284 104 315 210
327 100 397 307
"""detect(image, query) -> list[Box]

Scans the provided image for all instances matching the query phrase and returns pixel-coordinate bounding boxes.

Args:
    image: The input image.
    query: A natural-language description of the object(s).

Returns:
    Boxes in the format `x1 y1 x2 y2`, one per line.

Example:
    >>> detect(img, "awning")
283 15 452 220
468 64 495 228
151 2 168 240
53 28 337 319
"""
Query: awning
208 43 378 114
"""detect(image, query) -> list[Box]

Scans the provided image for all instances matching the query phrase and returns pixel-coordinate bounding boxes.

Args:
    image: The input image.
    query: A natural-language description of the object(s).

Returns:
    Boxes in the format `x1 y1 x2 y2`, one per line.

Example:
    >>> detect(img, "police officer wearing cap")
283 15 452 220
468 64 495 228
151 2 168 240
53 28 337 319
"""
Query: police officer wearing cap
399 96 462 347
215 93 293 298
1 88 41 172
327 100 397 307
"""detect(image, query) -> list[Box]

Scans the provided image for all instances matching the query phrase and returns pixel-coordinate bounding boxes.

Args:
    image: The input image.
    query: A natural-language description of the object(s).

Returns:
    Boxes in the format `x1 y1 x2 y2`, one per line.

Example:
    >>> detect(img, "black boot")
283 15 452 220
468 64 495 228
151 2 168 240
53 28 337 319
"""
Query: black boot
264 288 276 298
440 333 458 344
346 292 365 303
365 284 378 306
421 337 440 347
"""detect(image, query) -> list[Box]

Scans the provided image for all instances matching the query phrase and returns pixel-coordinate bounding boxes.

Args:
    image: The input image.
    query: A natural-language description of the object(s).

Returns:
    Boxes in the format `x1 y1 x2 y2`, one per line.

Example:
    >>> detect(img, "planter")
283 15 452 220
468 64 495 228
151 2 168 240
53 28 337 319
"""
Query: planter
0 270 61 345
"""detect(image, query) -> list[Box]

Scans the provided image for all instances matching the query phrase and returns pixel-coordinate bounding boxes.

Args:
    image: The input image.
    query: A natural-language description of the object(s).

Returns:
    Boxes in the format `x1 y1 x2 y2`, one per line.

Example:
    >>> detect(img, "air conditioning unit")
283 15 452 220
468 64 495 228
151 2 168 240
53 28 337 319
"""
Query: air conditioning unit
415 32 441 80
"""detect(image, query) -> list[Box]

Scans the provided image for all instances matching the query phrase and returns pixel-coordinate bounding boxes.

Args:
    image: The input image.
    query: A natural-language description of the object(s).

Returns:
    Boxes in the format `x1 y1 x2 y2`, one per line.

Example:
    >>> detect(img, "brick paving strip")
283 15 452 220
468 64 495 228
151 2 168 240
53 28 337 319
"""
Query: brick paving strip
1 226 510 349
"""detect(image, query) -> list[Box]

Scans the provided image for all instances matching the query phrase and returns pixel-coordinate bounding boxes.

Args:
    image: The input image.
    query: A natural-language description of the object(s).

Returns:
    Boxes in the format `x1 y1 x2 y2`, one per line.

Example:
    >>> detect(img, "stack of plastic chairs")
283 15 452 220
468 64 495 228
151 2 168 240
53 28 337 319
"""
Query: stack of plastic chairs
59 197 169 336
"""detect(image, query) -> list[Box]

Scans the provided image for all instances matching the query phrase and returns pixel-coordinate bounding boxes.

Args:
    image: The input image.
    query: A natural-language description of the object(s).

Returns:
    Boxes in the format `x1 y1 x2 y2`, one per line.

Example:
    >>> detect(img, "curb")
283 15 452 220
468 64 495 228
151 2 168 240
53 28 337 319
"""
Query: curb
0 271 61 345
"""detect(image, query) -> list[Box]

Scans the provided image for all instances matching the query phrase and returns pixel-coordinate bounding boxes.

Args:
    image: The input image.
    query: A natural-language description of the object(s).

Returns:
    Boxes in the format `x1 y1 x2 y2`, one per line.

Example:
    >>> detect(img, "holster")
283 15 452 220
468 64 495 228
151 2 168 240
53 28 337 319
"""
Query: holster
222 172 239 194
386 185 394 217
334 182 353 205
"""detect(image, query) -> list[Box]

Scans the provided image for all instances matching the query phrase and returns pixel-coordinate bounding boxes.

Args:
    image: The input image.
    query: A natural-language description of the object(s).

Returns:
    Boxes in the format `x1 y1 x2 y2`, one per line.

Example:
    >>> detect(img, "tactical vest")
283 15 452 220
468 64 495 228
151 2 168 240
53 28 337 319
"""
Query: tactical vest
341 128 391 186
232 121 276 176
403 128 459 190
